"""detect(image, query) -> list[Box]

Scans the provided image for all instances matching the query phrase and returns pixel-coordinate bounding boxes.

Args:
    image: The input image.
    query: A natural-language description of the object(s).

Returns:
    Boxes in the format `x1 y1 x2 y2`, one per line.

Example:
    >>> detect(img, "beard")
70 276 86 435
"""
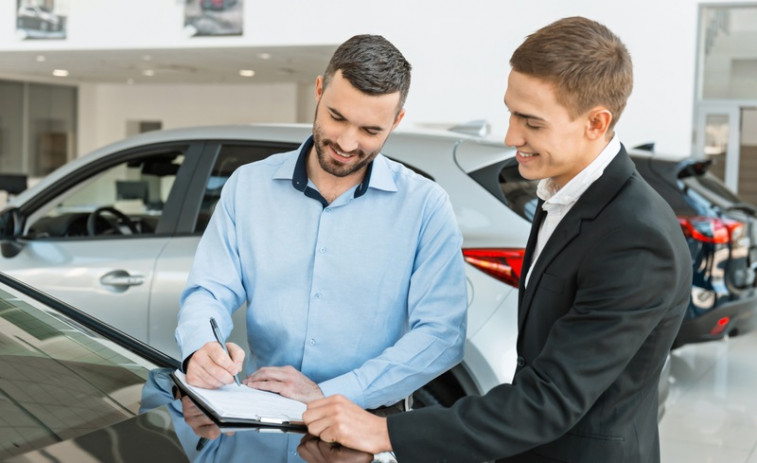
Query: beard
312 120 382 178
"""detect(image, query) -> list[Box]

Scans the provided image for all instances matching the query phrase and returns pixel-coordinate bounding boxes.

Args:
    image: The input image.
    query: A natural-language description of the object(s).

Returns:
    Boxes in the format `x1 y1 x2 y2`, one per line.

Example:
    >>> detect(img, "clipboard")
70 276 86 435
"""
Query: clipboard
170 370 307 430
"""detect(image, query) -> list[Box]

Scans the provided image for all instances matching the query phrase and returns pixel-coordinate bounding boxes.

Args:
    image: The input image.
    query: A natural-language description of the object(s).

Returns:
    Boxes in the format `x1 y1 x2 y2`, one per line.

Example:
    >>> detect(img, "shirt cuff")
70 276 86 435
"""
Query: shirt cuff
318 372 366 409
372 452 397 462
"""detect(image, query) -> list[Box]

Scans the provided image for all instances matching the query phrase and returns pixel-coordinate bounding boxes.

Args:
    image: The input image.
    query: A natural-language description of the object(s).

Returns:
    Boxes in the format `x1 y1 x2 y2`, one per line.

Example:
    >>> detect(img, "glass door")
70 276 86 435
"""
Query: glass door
695 103 741 191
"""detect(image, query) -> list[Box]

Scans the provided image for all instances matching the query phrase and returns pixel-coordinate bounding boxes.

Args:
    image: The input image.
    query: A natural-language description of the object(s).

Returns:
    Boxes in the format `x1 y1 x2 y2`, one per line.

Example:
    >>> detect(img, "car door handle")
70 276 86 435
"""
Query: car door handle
100 270 145 288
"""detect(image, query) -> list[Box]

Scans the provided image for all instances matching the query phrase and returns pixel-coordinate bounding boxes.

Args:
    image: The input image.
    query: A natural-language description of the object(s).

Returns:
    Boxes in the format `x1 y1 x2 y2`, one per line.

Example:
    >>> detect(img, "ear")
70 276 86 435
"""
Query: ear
391 108 406 130
585 107 612 141
314 75 324 103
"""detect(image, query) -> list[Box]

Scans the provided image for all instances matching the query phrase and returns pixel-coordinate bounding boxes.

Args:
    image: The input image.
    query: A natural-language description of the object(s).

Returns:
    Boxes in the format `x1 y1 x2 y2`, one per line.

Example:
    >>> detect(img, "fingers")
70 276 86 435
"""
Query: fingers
186 342 242 388
243 366 324 403
303 395 350 436
303 396 392 455
181 397 220 439
245 365 295 383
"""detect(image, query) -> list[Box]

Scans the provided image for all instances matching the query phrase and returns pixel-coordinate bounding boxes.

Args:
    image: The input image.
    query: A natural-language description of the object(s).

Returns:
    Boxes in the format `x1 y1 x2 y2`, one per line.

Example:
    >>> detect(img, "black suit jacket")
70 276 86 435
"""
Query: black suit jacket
387 147 692 462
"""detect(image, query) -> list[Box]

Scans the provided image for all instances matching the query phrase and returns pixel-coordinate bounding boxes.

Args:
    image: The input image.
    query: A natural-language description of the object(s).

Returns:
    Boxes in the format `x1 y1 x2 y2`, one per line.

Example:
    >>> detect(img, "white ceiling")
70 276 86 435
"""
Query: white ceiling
0 45 336 85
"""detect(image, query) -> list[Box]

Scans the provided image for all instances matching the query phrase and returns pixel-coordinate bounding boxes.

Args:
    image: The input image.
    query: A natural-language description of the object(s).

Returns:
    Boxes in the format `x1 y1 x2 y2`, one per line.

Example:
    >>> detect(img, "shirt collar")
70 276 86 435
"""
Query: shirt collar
287 135 375 199
537 135 621 206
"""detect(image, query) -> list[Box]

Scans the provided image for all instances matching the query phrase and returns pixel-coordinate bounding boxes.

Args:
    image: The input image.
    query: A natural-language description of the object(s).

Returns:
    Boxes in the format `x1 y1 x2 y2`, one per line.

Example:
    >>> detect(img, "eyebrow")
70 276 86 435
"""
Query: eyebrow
328 107 385 133
513 111 546 123
504 99 546 123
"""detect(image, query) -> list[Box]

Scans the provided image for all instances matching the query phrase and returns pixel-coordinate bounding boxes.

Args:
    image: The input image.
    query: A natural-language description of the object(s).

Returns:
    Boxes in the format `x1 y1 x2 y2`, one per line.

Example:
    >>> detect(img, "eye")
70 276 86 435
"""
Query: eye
329 112 345 122
526 122 542 130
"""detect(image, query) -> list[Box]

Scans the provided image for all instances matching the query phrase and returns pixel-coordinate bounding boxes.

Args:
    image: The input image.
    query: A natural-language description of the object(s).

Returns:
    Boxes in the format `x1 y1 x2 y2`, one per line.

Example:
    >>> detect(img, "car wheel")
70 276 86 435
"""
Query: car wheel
412 371 466 409
412 386 442 408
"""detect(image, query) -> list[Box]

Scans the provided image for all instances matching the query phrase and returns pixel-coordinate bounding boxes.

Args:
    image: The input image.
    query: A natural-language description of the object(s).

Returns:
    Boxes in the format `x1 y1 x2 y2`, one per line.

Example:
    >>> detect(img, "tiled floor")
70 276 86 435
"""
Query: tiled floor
660 331 757 462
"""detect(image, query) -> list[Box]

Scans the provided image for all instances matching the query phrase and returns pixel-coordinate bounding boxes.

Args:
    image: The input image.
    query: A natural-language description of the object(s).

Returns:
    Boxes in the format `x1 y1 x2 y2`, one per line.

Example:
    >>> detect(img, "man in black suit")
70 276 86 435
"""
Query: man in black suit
303 16 692 462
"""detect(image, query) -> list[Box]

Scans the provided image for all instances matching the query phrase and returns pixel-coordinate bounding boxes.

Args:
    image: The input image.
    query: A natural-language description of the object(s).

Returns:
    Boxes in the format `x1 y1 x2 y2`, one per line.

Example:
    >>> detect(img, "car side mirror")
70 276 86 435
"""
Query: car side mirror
0 207 26 258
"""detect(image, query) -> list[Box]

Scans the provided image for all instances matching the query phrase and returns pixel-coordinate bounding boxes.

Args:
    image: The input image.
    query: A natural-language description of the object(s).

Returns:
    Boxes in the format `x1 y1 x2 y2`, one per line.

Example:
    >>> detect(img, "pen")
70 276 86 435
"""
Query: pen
209 317 241 386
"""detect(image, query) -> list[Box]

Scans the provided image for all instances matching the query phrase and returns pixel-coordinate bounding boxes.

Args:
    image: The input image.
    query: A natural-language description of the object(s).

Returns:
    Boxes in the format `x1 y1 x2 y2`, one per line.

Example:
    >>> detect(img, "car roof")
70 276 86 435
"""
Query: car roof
7 123 504 207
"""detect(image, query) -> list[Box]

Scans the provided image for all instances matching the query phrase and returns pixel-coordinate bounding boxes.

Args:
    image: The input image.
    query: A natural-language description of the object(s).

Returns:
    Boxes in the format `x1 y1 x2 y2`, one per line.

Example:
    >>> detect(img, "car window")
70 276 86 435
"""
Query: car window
24 148 187 239
682 172 743 207
194 143 297 233
0 282 157 459
633 161 699 216
467 157 539 222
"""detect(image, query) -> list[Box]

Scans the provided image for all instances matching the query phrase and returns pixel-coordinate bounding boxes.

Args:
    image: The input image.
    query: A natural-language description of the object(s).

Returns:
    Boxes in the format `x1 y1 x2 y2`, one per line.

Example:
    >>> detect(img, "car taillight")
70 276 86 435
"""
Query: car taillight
462 248 525 288
710 316 731 336
677 216 744 244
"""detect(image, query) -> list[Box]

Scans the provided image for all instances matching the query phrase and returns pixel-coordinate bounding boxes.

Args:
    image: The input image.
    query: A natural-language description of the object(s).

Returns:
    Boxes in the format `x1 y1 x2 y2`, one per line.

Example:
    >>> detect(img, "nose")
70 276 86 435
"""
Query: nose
335 126 360 153
504 115 524 148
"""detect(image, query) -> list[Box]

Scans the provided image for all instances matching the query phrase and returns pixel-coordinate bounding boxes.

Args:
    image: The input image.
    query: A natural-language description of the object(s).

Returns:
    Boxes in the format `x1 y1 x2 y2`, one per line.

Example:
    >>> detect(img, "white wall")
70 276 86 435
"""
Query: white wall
77 82 297 155
1 0 744 157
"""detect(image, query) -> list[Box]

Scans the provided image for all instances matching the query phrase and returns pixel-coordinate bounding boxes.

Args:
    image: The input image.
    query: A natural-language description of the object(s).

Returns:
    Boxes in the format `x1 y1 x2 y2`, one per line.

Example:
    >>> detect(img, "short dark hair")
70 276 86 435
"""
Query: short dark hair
510 16 633 130
323 34 412 110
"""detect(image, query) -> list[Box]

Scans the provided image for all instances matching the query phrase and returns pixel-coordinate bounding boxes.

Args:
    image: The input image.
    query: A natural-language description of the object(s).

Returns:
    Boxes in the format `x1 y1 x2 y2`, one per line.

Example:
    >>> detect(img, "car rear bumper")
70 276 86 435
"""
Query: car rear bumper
674 295 757 348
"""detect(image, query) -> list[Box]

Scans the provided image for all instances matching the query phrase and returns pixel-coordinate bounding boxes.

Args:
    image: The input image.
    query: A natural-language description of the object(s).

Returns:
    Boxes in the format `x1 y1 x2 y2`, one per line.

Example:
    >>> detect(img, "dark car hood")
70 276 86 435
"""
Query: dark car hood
5 406 187 463
8 368 375 463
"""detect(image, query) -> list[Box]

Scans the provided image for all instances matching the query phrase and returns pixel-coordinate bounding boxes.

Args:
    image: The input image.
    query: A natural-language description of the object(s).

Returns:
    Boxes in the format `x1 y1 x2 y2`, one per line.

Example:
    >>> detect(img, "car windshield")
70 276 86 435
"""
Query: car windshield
0 277 159 459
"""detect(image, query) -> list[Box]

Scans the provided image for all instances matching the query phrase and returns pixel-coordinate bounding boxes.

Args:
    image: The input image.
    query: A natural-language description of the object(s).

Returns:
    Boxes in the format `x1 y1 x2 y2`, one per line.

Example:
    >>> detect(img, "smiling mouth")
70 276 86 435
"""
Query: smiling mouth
518 151 538 158
329 144 358 161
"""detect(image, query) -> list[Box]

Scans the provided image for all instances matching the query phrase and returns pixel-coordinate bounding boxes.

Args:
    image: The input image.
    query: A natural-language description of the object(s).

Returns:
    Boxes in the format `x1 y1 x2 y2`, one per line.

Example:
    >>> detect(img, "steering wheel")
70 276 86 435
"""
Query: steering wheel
86 206 138 236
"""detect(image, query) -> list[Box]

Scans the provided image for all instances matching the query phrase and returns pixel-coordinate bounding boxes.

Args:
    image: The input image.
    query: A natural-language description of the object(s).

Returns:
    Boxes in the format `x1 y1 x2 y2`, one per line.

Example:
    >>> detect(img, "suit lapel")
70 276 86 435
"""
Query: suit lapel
517 146 637 336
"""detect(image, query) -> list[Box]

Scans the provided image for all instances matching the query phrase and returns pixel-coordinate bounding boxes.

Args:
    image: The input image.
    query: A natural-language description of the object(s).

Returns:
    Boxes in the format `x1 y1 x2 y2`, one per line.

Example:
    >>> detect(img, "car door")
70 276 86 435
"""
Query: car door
0 142 200 345
150 141 298 359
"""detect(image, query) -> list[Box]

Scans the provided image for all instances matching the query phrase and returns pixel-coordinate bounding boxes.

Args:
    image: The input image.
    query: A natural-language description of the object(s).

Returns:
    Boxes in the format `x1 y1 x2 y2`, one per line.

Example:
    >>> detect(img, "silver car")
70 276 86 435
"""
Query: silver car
0 123 538 406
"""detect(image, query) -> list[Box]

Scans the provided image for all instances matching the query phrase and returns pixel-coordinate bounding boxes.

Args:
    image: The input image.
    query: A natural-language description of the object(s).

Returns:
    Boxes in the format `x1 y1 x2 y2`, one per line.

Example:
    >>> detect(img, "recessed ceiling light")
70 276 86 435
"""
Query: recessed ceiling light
35 55 46 62
239 69 255 77
52 69 69 77
258 53 271 60
143 55 152 61
142 69 155 77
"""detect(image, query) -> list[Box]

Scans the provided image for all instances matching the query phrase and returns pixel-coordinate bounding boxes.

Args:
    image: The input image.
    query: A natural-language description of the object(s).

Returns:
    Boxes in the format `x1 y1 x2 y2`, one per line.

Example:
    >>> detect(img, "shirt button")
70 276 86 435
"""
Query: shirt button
314 293 321 299
319 247 326 253
517 356 525 367
310 338 316 345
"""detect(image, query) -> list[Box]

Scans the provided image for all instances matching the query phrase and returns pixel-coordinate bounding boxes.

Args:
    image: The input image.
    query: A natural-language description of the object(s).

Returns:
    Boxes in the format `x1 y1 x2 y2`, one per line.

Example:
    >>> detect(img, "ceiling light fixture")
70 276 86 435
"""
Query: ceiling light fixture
52 69 69 77
142 69 155 77
36 55 46 62
258 53 271 60
239 69 255 77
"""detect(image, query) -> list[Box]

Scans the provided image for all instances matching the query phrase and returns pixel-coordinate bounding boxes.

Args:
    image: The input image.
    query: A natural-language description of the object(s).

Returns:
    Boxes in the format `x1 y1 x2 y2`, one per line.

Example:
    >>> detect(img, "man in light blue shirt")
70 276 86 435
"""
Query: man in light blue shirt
175 34 467 410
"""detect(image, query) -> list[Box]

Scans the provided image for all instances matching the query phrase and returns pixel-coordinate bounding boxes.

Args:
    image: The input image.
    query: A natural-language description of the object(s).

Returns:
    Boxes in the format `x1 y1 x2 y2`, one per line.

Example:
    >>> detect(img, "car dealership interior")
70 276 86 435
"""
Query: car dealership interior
2 1 757 461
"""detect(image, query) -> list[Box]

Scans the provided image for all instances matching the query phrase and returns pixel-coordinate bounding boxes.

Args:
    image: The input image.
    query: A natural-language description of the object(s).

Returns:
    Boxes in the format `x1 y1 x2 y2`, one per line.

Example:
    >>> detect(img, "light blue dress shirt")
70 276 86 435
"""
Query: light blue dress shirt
176 137 467 409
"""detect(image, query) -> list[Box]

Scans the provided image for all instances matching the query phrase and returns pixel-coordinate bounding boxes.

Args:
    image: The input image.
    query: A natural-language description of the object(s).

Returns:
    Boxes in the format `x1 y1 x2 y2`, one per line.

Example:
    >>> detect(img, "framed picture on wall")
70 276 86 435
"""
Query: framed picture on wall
16 0 68 40
184 0 244 37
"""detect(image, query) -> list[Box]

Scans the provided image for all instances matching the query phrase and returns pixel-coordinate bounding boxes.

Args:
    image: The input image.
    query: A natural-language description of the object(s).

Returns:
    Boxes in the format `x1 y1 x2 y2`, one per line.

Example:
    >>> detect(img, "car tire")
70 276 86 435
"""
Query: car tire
412 371 466 409
412 386 442 408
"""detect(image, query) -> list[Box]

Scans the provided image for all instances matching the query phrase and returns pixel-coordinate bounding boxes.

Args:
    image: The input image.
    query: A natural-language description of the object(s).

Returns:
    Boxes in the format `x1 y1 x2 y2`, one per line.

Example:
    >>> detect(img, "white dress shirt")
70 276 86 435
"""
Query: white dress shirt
524 136 621 287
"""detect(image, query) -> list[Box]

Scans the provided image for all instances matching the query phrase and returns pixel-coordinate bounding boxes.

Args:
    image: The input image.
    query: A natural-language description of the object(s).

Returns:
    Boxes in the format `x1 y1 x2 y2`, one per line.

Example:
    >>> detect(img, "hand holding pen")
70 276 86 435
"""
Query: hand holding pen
184 317 245 389
210 317 241 386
